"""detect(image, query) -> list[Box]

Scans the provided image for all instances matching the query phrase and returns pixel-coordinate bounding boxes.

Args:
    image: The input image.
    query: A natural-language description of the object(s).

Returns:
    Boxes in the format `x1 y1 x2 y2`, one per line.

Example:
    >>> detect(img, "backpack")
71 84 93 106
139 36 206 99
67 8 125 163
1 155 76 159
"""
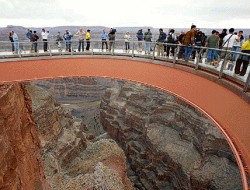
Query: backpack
166 34 176 44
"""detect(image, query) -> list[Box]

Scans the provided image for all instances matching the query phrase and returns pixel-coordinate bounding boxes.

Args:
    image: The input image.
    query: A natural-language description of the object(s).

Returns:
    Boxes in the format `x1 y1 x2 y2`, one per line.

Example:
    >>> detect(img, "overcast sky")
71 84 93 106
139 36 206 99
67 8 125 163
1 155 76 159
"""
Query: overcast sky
0 0 249 29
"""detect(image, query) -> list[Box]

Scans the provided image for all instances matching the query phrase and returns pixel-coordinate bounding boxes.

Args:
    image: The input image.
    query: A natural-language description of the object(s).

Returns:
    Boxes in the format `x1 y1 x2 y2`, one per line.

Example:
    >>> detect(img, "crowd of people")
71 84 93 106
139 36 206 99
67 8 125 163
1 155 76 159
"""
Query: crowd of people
7 25 250 76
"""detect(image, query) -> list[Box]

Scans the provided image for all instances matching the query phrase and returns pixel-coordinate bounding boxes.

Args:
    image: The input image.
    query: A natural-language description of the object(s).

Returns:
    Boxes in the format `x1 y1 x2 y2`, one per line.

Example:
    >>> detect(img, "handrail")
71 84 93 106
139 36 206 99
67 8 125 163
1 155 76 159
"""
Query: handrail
1 39 250 92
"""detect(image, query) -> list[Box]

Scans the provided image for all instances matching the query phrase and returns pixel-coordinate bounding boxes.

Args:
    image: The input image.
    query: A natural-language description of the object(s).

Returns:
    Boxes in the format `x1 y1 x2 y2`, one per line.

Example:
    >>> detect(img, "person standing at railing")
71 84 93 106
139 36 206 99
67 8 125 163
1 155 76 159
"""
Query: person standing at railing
136 29 143 53
232 31 245 62
101 29 108 51
65 31 73 52
166 29 177 58
234 35 250 76
9 32 14 53
205 30 219 65
219 29 227 49
177 31 185 59
215 28 239 70
76 28 85 52
183 25 196 62
12 31 19 54
56 32 64 52
124 32 131 53
108 28 116 52
41 28 49 52
144 29 152 55
26 29 31 40
33 31 39 53
86 29 91 51
156 28 166 57
29 30 35 53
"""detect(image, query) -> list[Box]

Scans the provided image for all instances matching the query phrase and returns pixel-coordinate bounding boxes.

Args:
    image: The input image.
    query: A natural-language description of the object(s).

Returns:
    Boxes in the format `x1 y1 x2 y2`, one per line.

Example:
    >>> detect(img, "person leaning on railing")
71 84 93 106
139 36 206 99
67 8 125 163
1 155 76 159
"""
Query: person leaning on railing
156 28 166 57
234 35 250 76
183 25 196 62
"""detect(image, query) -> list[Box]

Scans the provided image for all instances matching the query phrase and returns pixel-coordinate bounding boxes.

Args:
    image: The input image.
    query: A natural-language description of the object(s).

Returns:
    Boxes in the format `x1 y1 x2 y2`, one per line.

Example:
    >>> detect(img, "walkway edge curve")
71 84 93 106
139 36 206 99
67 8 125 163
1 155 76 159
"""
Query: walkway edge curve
0 57 249 189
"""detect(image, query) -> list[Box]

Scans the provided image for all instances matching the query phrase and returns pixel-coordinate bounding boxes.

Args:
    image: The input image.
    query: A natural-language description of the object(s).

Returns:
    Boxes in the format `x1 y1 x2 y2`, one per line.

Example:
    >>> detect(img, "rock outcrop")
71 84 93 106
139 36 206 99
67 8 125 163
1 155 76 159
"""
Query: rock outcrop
32 78 121 136
0 83 50 190
100 82 242 189
26 83 134 190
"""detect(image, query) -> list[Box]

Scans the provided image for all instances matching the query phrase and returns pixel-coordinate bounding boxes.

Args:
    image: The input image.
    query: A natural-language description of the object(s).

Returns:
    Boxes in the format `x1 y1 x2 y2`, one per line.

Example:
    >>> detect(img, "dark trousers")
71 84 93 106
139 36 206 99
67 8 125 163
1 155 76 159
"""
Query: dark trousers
86 40 90 50
125 42 130 50
43 39 48 52
34 42 38 52
66 41 71 52
78 39 84 52
166 46 176 56
235 58 249 76
102 40 108 50
11 42 15 52
109 41 114 51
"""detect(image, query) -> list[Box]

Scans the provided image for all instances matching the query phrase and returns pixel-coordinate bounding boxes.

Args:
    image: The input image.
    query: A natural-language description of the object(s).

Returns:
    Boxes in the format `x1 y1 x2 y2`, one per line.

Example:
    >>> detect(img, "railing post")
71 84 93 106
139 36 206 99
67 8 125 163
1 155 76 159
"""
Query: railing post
91 41 94 55
18 42 22 58
71 42 73 56
48 41 52 57
195 47 205 70
112 40 115 56
132 39 135 58
243 69 250 92
219 52 231 79
173 45 179 64
152 42 156 60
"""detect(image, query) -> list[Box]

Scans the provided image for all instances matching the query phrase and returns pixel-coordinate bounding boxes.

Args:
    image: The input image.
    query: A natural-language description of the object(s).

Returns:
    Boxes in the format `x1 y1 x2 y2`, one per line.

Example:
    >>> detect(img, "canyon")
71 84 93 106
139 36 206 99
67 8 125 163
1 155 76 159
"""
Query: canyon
0 78 243 189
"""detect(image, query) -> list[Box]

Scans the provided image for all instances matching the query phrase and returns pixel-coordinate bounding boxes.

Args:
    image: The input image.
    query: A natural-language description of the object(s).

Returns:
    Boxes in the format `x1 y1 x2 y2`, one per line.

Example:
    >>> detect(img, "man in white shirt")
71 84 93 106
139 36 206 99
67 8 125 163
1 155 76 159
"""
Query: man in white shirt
222 28 238 49
215 28 239 69
41 28 49 52
76 28 85 52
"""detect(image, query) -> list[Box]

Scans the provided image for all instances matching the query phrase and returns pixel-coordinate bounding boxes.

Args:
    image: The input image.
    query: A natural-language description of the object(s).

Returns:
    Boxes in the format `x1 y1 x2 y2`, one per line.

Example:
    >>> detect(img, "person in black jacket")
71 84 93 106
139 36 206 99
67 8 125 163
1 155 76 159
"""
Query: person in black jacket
9 32 14 53
33 31 39 53
136 29 143 52
156 28 166 56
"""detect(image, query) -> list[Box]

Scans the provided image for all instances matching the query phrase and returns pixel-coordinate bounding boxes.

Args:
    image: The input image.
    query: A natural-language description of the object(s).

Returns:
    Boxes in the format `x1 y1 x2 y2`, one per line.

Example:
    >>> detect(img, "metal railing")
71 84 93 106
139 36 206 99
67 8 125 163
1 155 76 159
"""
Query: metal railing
1 39 250 92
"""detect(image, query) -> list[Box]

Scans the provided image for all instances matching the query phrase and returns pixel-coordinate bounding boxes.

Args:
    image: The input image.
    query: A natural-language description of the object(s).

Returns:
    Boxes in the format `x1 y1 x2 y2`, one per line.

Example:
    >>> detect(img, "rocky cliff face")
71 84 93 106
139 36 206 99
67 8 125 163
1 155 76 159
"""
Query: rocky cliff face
100 82 242 189
0 83 50 190
26 83 134 190
32 78 121 136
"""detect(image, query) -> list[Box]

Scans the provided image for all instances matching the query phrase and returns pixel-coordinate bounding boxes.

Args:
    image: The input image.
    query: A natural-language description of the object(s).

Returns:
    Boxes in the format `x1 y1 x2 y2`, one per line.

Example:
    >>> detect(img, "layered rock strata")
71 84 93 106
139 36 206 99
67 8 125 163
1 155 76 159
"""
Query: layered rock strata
0 83 50 190
26 83 134 190
100 82 242 189
32 78 121 136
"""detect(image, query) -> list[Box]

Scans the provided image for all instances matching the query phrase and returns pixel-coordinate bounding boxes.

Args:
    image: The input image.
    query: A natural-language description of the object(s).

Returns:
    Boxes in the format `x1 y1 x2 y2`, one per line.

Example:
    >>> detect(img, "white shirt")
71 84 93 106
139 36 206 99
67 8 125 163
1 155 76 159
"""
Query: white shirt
41 31 49 40
223 34 238 48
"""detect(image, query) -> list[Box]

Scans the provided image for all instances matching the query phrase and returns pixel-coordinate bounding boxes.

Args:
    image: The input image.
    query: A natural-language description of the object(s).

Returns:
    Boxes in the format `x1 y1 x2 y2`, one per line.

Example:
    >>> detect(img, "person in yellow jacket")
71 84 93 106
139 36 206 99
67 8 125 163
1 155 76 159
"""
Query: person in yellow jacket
234 35 250 76
86 29 91 51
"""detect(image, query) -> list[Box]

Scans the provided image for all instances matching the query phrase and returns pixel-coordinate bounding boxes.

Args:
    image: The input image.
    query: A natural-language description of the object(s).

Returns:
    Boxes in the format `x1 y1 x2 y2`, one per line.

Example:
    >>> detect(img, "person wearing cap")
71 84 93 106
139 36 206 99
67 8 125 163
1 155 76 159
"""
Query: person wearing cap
76 28 85 52
86 29 91 51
